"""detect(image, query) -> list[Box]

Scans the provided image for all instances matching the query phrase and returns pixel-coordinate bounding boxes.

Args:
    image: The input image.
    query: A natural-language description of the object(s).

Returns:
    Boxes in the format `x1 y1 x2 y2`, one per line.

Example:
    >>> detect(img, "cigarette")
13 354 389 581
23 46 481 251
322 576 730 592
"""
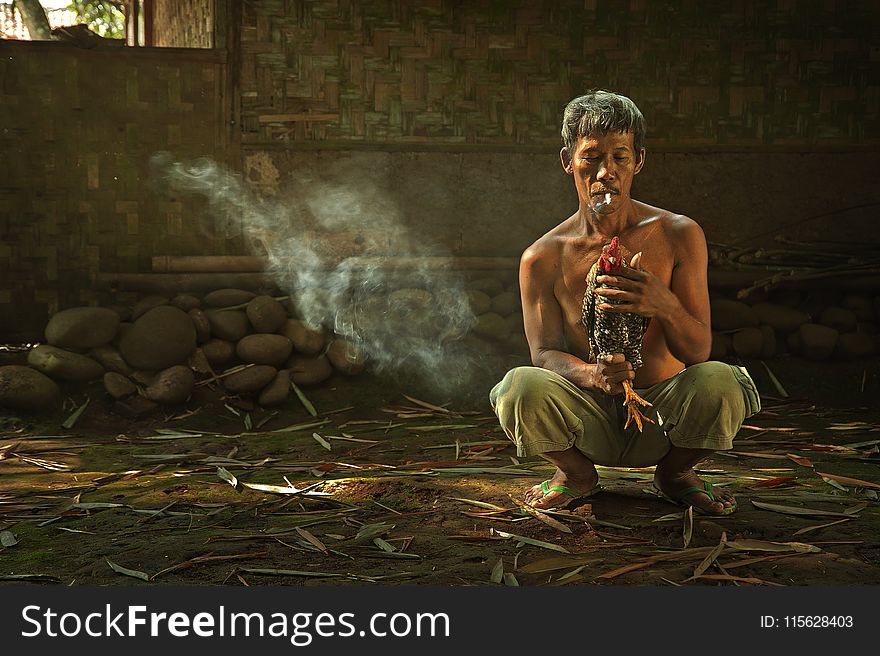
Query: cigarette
605 192 611 205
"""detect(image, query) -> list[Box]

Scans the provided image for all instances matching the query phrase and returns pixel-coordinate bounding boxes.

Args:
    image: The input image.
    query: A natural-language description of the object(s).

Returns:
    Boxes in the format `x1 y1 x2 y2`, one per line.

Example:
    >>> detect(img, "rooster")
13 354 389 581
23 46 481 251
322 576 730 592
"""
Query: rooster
581 236 654 431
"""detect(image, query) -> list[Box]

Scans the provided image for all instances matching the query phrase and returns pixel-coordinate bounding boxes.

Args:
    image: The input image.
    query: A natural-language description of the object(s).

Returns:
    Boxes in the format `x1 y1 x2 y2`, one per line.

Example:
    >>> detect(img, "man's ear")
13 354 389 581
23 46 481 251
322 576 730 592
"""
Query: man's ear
560 147 573 174
634 148 646 175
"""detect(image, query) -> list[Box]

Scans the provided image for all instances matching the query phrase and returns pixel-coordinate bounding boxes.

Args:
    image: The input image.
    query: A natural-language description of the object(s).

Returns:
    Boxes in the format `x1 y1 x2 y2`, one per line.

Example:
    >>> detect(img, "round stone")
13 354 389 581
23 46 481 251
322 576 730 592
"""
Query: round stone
45 306 120 350
287 354 332 385
207 310 250 342
222 365 277 394
145 366 195 405
236 334 293 366
119 305 197 371
0 366 60 411
257 369 291 407
103 372 136 400
246 295 288 333
27 345 104 381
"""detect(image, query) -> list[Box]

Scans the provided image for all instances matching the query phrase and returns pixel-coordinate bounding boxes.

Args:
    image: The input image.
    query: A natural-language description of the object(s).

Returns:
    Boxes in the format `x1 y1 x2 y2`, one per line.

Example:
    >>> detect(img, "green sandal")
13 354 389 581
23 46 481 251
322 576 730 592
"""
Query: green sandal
530 480 602 510
654 480 737 516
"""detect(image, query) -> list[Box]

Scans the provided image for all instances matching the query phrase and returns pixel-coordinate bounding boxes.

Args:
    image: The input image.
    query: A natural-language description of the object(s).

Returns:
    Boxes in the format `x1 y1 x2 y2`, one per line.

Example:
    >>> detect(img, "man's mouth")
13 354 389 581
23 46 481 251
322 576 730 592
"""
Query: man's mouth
592 189 617 196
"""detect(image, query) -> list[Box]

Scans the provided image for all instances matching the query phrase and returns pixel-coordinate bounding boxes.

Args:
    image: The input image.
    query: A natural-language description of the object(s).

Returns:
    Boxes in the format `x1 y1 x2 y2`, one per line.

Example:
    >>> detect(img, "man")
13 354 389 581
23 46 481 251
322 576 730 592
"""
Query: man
490 90 760 516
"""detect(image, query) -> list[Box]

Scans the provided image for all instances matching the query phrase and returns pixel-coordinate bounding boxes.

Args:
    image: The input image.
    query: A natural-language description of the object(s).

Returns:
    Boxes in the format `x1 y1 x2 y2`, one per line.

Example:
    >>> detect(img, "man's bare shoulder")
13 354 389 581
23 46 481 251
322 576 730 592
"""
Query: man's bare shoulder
520 216 578 271
634 201 706 246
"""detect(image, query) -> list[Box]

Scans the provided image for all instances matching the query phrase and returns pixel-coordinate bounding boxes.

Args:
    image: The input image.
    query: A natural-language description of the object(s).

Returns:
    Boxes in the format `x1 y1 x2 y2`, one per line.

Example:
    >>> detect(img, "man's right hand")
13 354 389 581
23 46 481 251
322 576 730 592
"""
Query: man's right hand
592 353 635 394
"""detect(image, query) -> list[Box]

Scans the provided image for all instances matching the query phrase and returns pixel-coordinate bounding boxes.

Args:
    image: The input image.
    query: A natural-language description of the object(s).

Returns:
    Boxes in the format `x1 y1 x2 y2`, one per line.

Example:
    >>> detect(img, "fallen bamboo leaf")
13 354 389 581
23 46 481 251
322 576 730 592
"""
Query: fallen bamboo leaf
786 454 814 467
503 572 519 587
0 573 60 582
557 565 589 581
270 419 331 433
792 518 853 536
216 466 241 491
514 498 572 534
814 471 880 490
693 531 727 578
71 502 126 510
312 433 332 451
107 560 150 581
653 512 685 522
373 538 396 553
61 397 90 429
295 527 328 554
240 481 328 496
494 530 569 553
244 413 253 431
12 453 72 471
686 573 784 586
517 555 596 574
750 500 857 518
152 551 270 579
1 530 18 547
682 506 693 549
725 539 820 553
490 557 504 584
760 361 789 398
291 382 317 417
406 424 477 432
821 477 849 492
749 476 798 489
239 568 343 578
402 394 452 414
451 497 508 511
54 527 97 535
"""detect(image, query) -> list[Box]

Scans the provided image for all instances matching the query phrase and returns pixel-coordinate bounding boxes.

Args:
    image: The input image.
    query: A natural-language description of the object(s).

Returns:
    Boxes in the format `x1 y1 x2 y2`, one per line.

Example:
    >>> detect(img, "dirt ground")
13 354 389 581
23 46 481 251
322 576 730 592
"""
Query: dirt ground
2 350 879 587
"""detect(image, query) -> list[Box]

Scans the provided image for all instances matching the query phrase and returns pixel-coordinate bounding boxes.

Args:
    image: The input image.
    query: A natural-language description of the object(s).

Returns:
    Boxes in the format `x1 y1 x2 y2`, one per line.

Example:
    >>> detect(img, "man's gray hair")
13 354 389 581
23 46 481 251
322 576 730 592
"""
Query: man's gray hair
561 90 646 154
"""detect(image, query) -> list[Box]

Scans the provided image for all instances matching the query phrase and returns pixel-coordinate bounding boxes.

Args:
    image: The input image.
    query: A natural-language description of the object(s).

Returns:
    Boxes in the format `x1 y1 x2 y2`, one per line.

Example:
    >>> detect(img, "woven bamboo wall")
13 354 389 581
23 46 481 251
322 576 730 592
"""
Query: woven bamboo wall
238 0 879 147
0 42 232 340
153 0 215 48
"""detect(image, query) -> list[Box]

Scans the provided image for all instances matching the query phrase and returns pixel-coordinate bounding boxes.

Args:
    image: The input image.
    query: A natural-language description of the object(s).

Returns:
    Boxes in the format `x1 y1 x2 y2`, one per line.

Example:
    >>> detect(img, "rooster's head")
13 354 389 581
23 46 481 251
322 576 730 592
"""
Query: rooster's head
598 236 622 274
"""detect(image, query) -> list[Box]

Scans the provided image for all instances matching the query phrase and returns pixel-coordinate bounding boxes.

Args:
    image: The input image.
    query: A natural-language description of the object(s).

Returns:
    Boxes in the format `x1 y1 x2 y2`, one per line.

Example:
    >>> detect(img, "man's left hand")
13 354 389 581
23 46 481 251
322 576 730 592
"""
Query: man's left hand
595 252 677 318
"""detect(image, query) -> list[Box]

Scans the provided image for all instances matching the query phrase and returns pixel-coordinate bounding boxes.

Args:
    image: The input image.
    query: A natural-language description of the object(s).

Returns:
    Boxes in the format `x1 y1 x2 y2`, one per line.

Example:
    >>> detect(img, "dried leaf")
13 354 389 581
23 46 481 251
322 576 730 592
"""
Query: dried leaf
517 555 595 574
61 397 90 429
291 382 317 417
760 361 789 398
490 558 504 584
243 413 252 431
107 560 149 581
269 419 331 433
725 539 821 553
402 394 451 414
750 500 855 518
451 497 508 511
814 471 880 490
687 573 783 586
792 518 853 537
312 433 332 451
503 572 519 587
295 527 328 554
373 538 396 553
0 530 18 547
71 502 126 510
494 530 569 553
786 454 814 467
239 568 343 578
216 466 240 491
682 506 693 549
693 531 727 578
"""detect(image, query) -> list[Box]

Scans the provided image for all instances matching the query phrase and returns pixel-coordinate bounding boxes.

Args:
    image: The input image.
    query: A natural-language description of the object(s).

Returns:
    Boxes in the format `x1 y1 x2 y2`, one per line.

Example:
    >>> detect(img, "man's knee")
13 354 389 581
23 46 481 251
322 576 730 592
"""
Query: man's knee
676 361 747 414
490 366 557 415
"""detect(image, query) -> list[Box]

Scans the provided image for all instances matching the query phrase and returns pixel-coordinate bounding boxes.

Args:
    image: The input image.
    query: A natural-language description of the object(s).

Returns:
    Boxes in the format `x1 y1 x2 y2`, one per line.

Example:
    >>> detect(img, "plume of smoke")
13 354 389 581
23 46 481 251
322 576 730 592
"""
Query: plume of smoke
149 152 480 394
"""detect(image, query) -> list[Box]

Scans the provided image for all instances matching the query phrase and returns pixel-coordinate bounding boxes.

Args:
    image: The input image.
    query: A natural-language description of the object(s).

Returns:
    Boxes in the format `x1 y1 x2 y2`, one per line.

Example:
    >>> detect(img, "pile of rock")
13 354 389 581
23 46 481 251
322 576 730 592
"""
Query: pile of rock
462 274 528 354
0 289 365 414
710 291 879 362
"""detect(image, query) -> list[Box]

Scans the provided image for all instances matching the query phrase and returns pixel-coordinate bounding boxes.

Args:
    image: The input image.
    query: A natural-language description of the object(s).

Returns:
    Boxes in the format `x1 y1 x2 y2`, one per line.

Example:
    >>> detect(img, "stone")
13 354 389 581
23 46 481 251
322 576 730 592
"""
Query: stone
490 291 519 317
119 306 197 371
107 305 132 322
27 345 104 381
710 299 759 330
326 340 366 375
759 324 777 359
45 306 120 350
130 371 155 386
103 372 136 400
236 334 293 366
466 289 492 315
114 322 133 347
145 366 195 405
732 327 764 359
505 312 525 335
204 289 256 308
88 345 133 376
472 312 510 341
842 293 874 322
0 366 60 411
222 365 277 394
467 277 504 296
798 323 839 361
819 306 857 333
131 295 169 321
280 319 326 355
188 309 212 344
287 354 333 385
170 293 202 312
752 303 809 334
246 295 288 333
257 369 291 406
202 339 236 368
187 348 214 376
835 333 876 360
207 310 250 342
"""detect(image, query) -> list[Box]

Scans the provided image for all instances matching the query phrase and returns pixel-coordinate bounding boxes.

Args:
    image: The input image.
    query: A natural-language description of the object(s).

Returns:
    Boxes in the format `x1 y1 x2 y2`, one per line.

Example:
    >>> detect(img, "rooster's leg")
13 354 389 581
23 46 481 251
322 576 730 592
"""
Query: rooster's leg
622 380 654 432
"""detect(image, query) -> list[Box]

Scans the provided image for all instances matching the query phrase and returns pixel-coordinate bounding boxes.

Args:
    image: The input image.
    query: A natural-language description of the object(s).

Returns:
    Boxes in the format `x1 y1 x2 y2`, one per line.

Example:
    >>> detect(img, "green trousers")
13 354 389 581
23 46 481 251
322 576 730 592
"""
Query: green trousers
489 362 761 468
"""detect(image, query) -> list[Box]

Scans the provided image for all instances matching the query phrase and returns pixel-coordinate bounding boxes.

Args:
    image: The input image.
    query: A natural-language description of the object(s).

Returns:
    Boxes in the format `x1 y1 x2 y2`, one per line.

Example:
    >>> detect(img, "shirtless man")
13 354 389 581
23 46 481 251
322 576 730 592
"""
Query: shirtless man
490 90 760 516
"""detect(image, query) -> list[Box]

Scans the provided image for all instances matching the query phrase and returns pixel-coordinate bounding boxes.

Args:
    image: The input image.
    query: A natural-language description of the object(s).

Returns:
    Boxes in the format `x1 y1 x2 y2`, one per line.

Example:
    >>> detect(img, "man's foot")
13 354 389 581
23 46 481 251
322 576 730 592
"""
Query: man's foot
523 467 600 510
652 468 736 516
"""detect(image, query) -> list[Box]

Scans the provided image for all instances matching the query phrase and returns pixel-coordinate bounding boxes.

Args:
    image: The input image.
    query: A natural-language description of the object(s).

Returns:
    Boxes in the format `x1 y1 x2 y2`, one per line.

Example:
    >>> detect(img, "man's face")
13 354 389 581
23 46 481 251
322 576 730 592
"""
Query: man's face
560 131 645 215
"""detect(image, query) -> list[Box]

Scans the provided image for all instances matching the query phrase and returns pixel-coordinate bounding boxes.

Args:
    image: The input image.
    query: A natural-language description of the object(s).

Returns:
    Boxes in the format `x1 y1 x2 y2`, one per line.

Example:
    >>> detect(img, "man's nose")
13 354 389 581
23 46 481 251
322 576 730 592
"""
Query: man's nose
597 159 615 179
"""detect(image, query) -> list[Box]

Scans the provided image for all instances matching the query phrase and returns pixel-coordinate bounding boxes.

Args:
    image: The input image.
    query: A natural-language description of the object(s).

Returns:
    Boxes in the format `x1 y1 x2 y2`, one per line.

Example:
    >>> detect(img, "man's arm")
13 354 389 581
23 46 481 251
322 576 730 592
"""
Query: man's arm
520 244 634 392
595 218 712 365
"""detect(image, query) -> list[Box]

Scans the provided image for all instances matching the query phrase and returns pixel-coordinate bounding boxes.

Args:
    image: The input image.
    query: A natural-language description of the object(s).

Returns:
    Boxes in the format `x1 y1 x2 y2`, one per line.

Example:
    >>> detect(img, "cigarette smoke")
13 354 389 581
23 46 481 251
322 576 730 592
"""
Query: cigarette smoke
149 152 479 394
